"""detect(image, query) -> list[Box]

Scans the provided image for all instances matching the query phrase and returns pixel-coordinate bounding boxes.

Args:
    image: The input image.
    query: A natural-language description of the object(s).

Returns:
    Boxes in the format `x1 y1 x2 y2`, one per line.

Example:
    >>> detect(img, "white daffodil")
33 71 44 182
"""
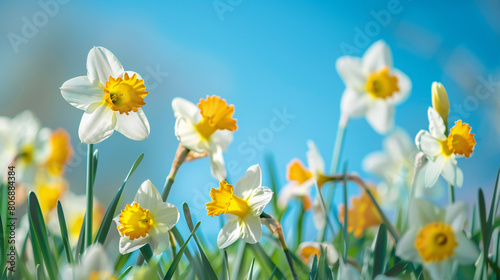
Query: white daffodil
114 180 179 255
278 140 330 209
396 198 479 280
336 40 411 134
61 46 150 144
172 96 237 181
415 107 476 188
61 244 114 280
206 165 273 249
0 116 15 183
298 241 339 268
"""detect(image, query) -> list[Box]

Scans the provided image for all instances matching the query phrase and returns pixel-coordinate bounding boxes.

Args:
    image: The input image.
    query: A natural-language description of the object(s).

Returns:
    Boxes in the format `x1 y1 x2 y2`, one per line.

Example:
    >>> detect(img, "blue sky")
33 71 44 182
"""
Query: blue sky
1 0 500 247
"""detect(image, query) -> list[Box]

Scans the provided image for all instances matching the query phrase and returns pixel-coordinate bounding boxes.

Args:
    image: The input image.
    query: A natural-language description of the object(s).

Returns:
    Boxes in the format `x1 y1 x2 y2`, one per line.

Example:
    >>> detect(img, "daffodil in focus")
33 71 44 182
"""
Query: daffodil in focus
336 40 411 134
298 241 339 268
415 107 475 188
60 47 150 144
61 244 115 280
206 165 273 248
338 188 382 238
114 180 179 255
431 82 450 126
172 95 237 181
396 198 479 280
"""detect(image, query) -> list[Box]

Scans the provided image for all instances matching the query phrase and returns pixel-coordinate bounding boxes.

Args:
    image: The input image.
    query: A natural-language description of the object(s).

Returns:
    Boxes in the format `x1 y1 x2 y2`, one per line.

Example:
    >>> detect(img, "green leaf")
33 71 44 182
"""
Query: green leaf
28 192 58 279
28 212 43 269
116 266 133 280
265 153 283 221
92 148 99 185
317 247 333 280
170 227 204 279
35 264 42 280
164 221 201 280
384 262 408 277
342 164 348 261
75 216 86 261
85 143 95 248
310 255 318 280
269 267 278 280
56 200 73 265
488 169 500 230
221 250 229 280
94 153 144 245
247 258 256 280
373 224 387 278
232 242 247 280
182 203 217 280
248 243 286 280
478 189 489 270
0 215 4 271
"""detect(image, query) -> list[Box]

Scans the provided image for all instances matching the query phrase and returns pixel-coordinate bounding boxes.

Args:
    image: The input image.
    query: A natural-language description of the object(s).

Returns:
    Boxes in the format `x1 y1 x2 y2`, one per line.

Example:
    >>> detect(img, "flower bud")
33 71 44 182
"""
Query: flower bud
431 82 450 125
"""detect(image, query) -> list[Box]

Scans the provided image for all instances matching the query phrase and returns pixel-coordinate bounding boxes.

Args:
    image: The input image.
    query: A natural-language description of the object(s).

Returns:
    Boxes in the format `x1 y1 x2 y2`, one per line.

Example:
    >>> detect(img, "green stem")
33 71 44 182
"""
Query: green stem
296 205 305 249
85 144 94 248
342 170 348 261
449 184 455 204
161 146 189 201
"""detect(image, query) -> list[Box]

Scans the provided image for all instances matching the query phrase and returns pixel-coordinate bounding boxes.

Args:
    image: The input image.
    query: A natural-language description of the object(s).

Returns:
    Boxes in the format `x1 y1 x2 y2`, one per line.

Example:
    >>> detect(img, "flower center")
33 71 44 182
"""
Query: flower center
45 129 73 176
117 203 153 240
206 181 250 219
287 160 313 184
19 144 35 164
299 246 321 263
103 73 148 115
415 222 457 263
365 67 399 99
195 95 237 139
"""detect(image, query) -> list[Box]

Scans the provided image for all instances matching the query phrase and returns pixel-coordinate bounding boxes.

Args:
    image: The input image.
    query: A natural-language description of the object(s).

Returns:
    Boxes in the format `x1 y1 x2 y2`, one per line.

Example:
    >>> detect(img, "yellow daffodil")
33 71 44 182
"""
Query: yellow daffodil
396 198 479 279
34 175 67 217
415 107 476 188
338 188 382 238
44 128 73 177
298 241 339 268
61 244 115 280
336 40 411 134
114 180 179 255
172 95 237 181
206 165 273 248
61 47 150 144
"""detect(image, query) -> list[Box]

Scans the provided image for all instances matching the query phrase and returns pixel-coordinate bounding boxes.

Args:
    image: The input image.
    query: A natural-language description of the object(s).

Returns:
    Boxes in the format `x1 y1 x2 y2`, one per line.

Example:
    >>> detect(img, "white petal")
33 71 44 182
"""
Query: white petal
210 130 233 151
424 258 456 280
60 76 104 111
390 69 412 105
453 232 479 265
335 56 366 91
148 227 170 255
78 103 116 144
175 118 204 153
362 40 393 74
340 88 370 118
81 244 112 275
247 187 273 216
134 180 163 211
241 214 262 244
306 140 325 174
87 46 124 85
114 109 150 141
235 165 262 199
172 97 201 124
12 110 40 145
424 155 446 188
384 128 414 161
366 100 394 134
428 107 446 140
444 202 467 231
362 151 392 178
119 235 150 255
277 184 295 210
415 130 441 159
312 198 326 230
151 202 179 232
395 229 421 263
441 158 463 188
209 145 227 181
409 198 440 228
217 218 241 249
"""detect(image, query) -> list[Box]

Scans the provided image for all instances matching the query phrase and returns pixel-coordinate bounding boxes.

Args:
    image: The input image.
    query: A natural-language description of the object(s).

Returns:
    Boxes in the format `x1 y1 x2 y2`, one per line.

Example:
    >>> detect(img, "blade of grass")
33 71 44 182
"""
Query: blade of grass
313 181 335 241
247 258 256 280
342 164 348 261
269 267 278 280
75 215 86 261
139 244 153 264
384 262 408 277
0 215 4 271
232 242 247 280
116 266 133 280
95 154 144 245
114 253 131 274
488 169 500 231
170 226 204 279
221 250 229 280
164 222 201 280
85 143 95 248
310 255 318 280
373 224 387 278
248 243 286 280
265 153 283 222
56 200 73 265
28 213 43 269
478 189 489 274
35 264 42 280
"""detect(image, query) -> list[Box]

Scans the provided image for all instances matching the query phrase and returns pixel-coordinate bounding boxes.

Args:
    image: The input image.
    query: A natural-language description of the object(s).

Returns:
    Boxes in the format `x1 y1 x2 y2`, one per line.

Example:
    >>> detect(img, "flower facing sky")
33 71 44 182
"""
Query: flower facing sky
336 40 411 134
172 95 237 181
61 46 150 144
206 165 273 249
338 188 382 238
114 180 179 255
396 199 479 280
415 107 476 188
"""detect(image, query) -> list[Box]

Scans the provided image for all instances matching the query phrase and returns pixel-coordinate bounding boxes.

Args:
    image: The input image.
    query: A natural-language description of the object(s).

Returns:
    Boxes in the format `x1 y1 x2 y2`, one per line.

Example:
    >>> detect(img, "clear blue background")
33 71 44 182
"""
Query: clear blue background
1 0 499 251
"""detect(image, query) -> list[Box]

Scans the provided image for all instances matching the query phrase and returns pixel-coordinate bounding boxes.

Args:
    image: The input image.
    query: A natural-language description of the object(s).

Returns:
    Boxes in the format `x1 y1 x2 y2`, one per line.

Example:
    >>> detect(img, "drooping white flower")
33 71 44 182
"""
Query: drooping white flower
206 165 273 249
396 198 479 280
61 47 150 144
415 108 475 188
114 180 179 255
61 244 113 280
336 40 411 134
298 241 339 268
172 96 237 181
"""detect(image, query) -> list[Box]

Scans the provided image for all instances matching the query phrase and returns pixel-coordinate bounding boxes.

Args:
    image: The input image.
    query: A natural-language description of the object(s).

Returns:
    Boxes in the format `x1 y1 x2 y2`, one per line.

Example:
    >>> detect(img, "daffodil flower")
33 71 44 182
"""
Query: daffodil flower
298 241 339 268
338 188 382 238
396 198 479 280
336 40 411 134
61 47 150 144
206 165 273 249
415 107 476 188
172 95 237 181
278 141 330 209
114 180 179 255
61 244 114 280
